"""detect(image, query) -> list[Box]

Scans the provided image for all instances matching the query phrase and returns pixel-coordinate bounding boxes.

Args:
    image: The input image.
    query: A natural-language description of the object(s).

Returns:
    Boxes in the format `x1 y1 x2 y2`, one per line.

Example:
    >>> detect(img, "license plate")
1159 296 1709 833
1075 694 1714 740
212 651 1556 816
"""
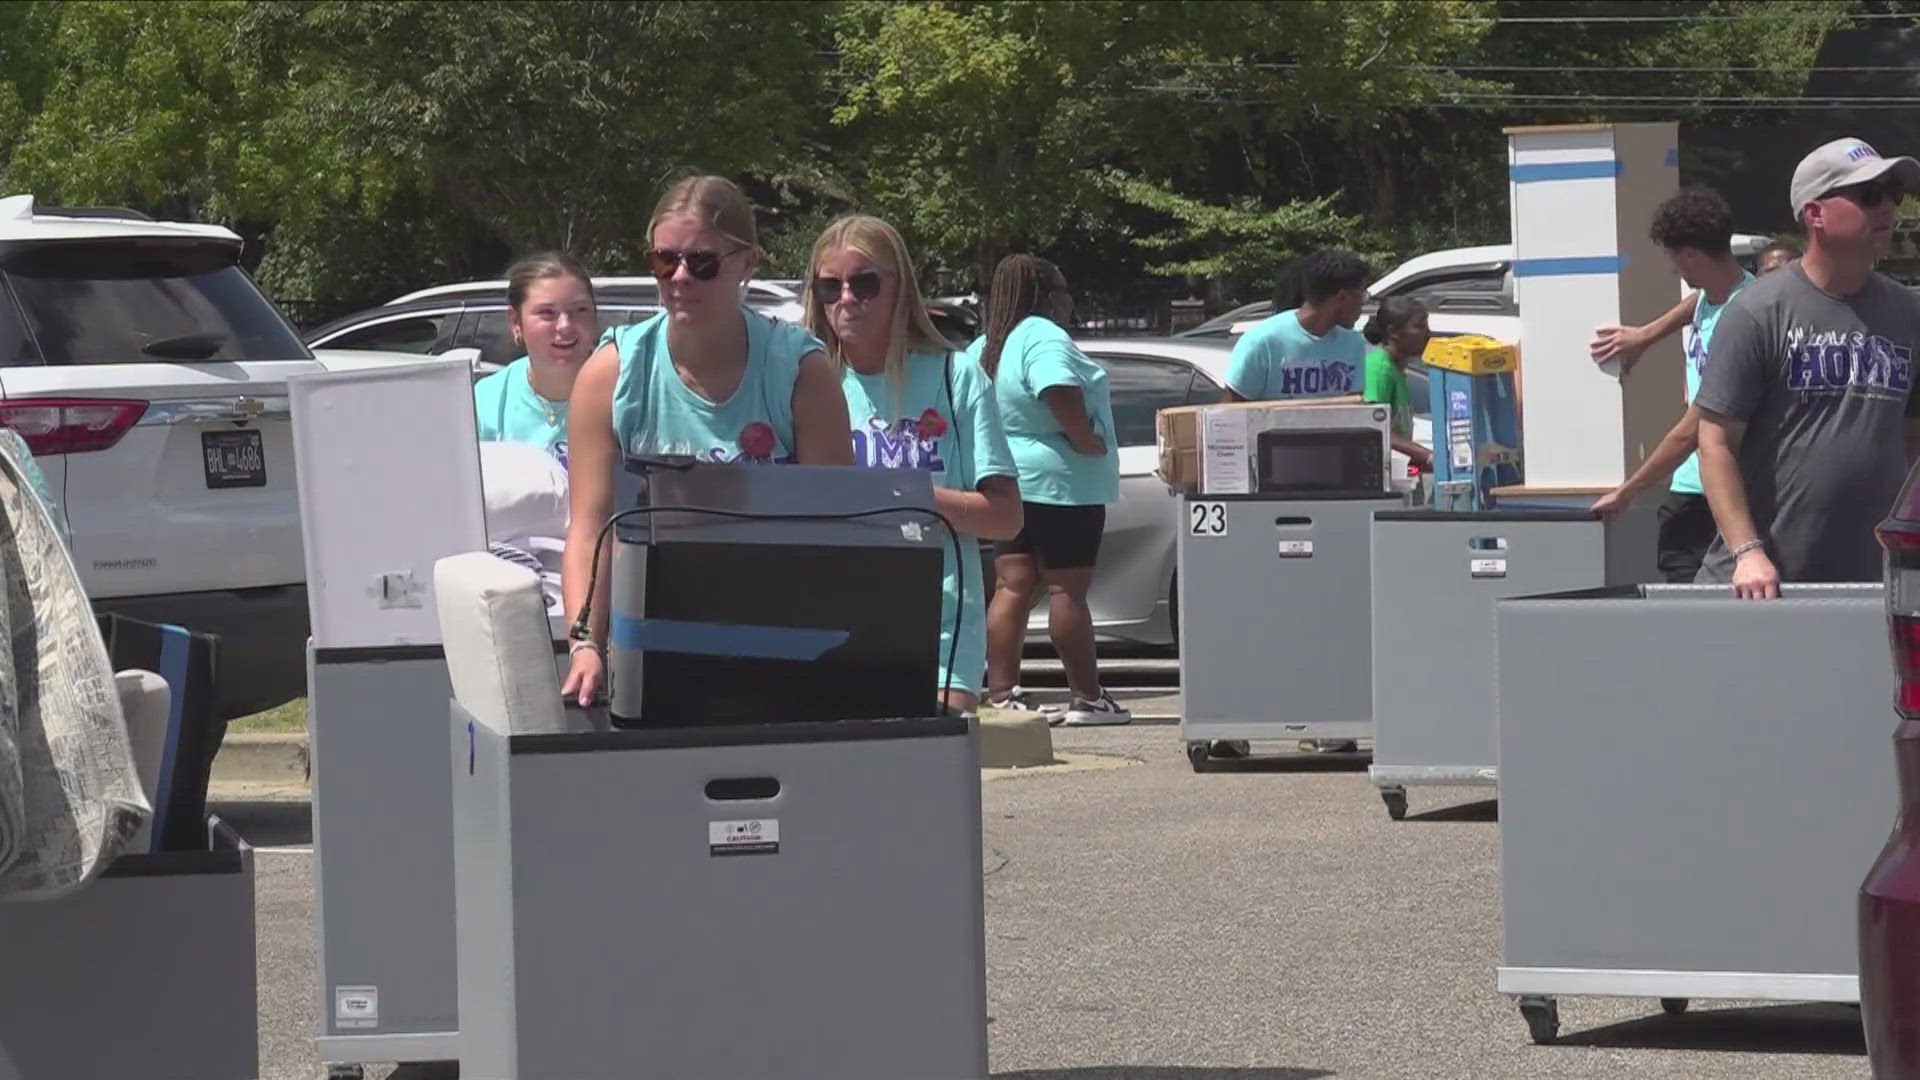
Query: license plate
202 429 265 489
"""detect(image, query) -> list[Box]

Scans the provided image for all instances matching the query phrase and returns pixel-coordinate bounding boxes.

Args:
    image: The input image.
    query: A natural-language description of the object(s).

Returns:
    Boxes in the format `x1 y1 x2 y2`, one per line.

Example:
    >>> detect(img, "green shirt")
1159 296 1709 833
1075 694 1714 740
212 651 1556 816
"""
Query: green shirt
1363 346 1413 439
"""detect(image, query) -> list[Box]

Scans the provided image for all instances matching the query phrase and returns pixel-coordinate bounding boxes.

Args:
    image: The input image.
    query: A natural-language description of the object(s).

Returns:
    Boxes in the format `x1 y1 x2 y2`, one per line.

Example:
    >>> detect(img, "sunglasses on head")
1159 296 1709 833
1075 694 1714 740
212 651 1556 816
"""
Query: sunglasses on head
1831 177 1905 209
647 247 733 281
811 270 883 305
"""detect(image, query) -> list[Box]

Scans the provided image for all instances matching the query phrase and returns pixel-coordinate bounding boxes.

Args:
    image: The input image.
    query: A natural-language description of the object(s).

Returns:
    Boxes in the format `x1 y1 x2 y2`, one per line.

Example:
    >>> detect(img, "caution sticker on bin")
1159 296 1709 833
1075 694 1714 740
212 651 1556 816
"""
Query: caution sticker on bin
710 819 781 857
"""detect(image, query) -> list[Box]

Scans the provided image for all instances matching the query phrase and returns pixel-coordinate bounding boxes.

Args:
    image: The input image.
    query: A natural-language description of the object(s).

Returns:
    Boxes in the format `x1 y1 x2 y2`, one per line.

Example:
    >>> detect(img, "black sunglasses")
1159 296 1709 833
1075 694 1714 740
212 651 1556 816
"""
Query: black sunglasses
1831 177 1906 209
812 271 883 305
648 247 733 281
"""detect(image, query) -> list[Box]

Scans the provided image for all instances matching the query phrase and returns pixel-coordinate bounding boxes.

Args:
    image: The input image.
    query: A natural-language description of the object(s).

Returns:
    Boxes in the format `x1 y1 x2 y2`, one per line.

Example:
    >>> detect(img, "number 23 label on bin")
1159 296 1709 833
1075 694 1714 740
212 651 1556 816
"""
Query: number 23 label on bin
1188 502 1227 537
710 819 781 857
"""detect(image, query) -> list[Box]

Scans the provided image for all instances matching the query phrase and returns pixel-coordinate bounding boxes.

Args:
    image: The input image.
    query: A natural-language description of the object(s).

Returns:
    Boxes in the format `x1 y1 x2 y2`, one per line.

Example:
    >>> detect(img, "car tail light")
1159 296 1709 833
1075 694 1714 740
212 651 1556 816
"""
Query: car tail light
0 398 148 455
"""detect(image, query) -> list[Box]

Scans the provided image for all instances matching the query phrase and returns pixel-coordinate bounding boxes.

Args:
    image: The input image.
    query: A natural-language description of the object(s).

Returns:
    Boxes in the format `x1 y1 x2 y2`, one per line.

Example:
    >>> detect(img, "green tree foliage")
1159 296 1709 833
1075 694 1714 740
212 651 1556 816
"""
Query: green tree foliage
0 0 1903 315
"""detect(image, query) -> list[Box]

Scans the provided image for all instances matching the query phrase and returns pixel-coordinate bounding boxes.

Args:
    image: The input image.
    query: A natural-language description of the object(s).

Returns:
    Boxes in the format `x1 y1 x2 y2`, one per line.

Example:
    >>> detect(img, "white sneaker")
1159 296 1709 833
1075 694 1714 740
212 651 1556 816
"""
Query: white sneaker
1062 692 1132 726
987 686 1049 712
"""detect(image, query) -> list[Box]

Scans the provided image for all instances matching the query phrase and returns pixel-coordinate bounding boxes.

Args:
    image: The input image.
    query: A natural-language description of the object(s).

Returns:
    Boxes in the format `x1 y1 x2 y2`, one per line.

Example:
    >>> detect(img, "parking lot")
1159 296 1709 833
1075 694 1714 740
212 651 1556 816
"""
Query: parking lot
224 694 1871 1080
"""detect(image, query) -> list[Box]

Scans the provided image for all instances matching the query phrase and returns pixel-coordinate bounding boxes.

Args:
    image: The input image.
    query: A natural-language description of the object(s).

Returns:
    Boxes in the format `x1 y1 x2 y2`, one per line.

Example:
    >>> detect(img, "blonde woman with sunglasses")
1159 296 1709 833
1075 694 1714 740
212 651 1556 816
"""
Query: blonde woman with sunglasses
560 175 853 706
806 215 1022 714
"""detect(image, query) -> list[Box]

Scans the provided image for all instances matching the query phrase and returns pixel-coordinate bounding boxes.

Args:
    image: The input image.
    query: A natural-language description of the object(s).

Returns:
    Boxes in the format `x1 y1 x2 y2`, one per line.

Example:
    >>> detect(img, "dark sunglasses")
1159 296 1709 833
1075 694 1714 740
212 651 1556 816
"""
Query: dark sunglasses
647 247 733 281
811 271 883 305
1831 177 1905 209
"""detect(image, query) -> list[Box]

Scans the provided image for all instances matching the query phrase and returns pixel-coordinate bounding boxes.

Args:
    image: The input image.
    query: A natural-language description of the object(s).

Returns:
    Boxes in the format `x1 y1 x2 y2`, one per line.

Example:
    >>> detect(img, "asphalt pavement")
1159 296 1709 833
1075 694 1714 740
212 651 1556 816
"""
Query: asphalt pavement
224 660 1871 1080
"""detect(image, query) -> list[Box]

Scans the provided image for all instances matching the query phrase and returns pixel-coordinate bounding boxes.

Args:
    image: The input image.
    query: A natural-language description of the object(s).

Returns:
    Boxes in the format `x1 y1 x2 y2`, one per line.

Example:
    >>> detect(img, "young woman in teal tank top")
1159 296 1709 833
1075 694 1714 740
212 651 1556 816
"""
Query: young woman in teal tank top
560 176 854 706
806 214 1022 715
471 252 599 467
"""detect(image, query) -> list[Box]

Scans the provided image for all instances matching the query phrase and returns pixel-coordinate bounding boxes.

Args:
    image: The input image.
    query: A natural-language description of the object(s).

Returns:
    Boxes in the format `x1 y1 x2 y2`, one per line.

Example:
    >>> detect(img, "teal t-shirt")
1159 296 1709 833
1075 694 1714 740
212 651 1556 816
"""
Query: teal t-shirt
1670 271 1755 495
473 356 570 465
969 316 1119 507
842 349 1016 697
604 307 824 463
1226 309 1367 400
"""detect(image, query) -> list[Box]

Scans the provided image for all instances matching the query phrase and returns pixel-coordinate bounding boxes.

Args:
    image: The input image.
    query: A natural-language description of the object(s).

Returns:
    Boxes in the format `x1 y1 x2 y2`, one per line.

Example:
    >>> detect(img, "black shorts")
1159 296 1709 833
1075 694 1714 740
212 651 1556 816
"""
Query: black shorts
1656 490 1717 584
995 502 1106 570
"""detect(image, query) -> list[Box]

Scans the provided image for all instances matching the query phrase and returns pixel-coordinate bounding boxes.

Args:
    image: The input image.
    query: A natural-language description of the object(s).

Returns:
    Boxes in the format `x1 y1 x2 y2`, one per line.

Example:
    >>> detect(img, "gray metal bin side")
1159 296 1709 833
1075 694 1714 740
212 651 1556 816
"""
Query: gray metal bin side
454 710 990 1080
0 817 257 1080
309 646 462 1065
310 642 581 1070
1495 583 1893 1038
1178 492 1404 757
1367 510 1609 817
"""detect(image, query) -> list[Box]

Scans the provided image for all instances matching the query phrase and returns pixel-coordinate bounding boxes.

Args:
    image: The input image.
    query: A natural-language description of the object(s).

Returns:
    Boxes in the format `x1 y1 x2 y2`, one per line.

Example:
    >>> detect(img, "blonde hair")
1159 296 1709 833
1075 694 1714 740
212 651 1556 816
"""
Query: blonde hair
648 175 760 255
803 215 949 406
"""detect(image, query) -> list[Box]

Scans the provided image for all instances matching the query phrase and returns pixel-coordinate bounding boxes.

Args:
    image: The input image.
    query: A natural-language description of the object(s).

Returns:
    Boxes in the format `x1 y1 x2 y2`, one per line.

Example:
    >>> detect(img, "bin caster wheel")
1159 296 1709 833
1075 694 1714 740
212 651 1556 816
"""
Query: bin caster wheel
325 1066 366 1080
1660 997 1689 1015
1186 741 1213 773
1381 788 1408 821
1518 995 1560 1044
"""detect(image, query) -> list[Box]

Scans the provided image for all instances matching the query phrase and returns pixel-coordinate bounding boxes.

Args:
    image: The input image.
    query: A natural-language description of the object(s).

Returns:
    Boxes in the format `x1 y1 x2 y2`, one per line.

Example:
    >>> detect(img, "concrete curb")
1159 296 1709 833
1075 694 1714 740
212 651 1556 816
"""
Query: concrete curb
977 710 1055 769
211 733 309 785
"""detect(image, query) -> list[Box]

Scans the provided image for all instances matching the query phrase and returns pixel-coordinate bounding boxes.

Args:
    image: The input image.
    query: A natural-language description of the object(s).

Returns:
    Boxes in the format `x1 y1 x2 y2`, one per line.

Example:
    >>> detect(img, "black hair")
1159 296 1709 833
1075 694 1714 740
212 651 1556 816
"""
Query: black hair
980 253 1062 379
1363 296 1428 347
1271 259 1307 311
1297 248 1370 305
1759 238 1801 262
1649 187 1733 258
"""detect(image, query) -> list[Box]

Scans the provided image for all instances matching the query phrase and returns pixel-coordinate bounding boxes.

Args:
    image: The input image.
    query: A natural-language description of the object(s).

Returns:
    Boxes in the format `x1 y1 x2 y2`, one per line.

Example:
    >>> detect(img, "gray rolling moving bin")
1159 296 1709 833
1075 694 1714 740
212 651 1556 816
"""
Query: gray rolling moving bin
1495 583 1893 1044
1367 509 1610 820
1178 491 1405 771
309 644 577 1076
309 646 463 1072
0 817 256 1080
453 707 990 1080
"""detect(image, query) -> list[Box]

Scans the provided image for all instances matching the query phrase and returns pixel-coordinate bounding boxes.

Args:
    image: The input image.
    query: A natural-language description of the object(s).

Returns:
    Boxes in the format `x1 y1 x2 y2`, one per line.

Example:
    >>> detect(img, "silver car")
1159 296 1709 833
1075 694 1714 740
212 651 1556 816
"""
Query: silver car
1023 336 1429 649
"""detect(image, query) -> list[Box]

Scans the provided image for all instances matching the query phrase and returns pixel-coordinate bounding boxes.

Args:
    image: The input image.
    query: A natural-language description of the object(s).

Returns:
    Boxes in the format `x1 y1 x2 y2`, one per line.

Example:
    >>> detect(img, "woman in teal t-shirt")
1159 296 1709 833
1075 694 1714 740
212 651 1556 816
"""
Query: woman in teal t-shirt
560 176 854 706
806 215 1021 715
472 252 600 468
971 255 1128 727
1360 296 1434 472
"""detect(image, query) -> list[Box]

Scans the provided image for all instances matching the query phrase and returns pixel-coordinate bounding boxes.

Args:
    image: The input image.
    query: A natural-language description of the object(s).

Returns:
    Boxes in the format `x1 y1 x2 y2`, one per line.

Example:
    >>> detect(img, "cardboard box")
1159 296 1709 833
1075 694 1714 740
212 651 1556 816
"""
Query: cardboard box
1155 396 1386 494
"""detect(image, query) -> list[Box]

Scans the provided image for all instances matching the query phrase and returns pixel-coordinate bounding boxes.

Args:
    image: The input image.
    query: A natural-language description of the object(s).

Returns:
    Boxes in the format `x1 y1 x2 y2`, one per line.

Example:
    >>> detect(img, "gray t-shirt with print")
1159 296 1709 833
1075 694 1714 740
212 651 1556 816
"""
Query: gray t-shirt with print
1693 263 1920 584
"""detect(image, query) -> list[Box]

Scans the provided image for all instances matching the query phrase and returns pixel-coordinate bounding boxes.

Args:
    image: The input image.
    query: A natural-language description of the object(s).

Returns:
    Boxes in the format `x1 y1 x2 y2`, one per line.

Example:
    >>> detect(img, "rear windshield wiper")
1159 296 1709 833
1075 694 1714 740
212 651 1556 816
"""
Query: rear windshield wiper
141 332 227 360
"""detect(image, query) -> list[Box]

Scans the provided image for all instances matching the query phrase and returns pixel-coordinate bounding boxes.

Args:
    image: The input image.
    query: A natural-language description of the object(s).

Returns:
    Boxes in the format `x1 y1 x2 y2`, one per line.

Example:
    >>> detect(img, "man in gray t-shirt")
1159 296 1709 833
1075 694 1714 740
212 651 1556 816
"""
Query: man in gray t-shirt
1695 136 1920 595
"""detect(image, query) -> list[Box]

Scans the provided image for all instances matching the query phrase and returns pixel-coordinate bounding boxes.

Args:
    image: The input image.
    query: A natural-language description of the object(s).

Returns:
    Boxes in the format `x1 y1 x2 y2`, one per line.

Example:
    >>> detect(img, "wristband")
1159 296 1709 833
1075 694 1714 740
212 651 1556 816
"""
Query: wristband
569 638 602 657
1730 538 1766 560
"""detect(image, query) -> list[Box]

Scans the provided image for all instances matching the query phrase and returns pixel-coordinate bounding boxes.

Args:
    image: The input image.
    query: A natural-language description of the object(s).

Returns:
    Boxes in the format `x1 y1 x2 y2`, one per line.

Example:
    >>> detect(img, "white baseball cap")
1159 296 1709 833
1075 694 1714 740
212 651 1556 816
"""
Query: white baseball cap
1790 137 1920 215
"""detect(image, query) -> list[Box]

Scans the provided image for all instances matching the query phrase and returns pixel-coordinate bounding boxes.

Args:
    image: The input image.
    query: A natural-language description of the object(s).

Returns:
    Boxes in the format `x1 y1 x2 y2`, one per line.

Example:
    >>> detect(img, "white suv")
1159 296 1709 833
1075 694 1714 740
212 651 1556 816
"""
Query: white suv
0 195 412 717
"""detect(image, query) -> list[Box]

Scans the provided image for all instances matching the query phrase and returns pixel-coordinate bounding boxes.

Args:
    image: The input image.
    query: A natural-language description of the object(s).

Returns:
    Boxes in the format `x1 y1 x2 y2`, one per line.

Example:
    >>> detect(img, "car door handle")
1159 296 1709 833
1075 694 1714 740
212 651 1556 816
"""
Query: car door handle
137 396 292 426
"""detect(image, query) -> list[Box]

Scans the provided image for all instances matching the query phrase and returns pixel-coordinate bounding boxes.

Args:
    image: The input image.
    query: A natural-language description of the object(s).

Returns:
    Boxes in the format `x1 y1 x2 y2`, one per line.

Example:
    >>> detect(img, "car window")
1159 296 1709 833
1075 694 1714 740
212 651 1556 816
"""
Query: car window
1092 354 1203 448
326 313 458 354
1186 365 1221 404
1377 267 1512 314
3 240 311 364
469 305 658 368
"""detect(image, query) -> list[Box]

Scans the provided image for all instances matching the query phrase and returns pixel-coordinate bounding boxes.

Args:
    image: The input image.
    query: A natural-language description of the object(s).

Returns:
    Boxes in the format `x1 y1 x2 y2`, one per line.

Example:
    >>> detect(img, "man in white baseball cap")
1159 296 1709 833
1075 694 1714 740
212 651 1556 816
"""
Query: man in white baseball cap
1693 136 1920 597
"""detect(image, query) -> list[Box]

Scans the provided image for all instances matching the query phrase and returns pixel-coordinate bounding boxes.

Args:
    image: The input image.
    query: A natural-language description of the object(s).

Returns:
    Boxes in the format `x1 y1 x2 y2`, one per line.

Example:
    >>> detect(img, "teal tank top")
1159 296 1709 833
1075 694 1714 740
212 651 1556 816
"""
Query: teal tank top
605 307 824 463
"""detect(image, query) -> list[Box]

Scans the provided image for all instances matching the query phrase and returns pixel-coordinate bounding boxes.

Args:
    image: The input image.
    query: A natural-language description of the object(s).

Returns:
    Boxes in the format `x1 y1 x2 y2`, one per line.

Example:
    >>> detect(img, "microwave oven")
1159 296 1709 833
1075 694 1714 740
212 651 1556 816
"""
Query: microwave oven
1253 426 1389 494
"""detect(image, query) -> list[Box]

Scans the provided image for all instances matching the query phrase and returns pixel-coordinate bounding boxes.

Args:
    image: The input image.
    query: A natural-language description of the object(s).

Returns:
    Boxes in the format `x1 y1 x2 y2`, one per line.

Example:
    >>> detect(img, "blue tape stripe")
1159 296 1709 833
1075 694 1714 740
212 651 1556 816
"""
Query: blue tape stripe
1513 255 1625 278
610 617 849 661
1509 160 1621 183
152 624 190 853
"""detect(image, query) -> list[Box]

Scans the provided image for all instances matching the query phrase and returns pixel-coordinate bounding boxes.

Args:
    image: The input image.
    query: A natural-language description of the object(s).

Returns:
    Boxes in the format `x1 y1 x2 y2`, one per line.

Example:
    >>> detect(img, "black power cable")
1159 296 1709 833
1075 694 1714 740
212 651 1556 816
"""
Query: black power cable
572 502 967 715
